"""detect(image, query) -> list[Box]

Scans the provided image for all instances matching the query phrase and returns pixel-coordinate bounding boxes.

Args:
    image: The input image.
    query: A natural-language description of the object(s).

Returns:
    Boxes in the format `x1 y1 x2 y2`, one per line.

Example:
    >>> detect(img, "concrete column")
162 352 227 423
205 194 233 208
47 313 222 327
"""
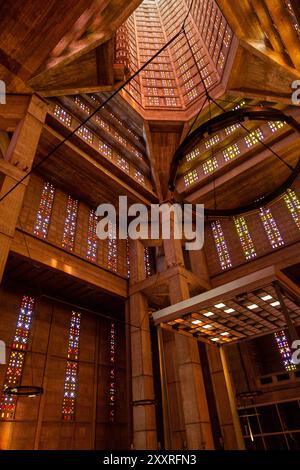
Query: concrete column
129 239 157 449
0 95 47 283
163 230 214 449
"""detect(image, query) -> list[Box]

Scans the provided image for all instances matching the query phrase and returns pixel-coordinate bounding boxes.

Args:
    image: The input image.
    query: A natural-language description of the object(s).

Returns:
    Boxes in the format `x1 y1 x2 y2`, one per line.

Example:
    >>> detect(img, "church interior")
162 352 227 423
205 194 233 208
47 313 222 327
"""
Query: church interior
0 0 300 451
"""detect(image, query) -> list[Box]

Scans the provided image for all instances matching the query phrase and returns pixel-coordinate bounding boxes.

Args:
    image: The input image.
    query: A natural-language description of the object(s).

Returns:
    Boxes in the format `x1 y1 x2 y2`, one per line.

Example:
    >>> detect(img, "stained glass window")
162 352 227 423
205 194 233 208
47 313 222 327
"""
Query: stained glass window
223 144 240 162
107 221 118 272
0 296 35 419
54 105 72 126
225 123 240 135
86 210 98 263
284 188 300 230
184 170 199 187
259 207 284 249
109 321 116 423
274 330 296 372
62 312 81 421
244 129 264 148
144 247 154 277
74 97 90 114
205 134 220 149
268 121 285 133
234 216 257 260
203 157 218 175
211 220 232 270
99 141 112 159
62 196 78 251
76 126 93 144
186 148 200 162
117 156 130 173
134 170 145 184
34 182 55 239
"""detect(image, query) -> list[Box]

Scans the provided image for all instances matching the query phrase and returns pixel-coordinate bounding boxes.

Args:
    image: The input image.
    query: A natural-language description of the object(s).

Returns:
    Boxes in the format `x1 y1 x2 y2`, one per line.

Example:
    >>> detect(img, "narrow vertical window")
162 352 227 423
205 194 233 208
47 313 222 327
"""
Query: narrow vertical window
62 312 81 421
234 216 257 260
144 247 154 277
34 182 55 238
211 220 232 270
284 188 300 230
274 330 296 372
109 321 116 423
0 296 35 419
107 221 118 272
259 207 284 249
62 196 78 251
87 210 98 263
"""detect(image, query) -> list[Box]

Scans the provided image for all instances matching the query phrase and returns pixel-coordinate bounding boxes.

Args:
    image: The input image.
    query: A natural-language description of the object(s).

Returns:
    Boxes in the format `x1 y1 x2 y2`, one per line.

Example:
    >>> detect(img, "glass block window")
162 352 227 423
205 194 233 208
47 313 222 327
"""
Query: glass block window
203 157 218 175
134 170 145 184
184 169 199 187
0 296 35 419
234 216 257 260
268 121 285 133
244 129 264 148
211 220 232 270
284 188 300 230
223 144 240 162
54 105 72 126
109 321 116 422
259 207 284 249
74 97 90 114
86 210 98 263
62 312 81 421
144 247 153 277
107 221 118 272
225 123 240 135
62 196 78 251
275 330 296 372
117 156 130 173
99 141 112 159
186 148 200 162
205 134 220 149
34 182 55 238
76 126 93 144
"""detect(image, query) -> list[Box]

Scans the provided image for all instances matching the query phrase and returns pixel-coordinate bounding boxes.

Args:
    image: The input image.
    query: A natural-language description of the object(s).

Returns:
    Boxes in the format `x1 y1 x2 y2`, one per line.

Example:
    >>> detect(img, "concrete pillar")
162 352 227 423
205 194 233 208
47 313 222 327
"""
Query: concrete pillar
129 239 157 449
0 95 47 283
163 228 214 449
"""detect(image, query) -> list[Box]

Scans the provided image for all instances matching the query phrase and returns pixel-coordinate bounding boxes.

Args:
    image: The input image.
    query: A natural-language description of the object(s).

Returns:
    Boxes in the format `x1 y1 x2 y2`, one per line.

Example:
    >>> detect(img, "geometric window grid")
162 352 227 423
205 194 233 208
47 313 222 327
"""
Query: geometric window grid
99 141 112 159
203 157 218 175
225 123 240 135
284 188 300 230
76 126 94 144
117 156 130 173
186 148 200 162
268 121 285 133
62 196 78 252
86 210 98 263
62 312 81 421
74 97 90 114
244 129 264 148
109 321 116 423
274 330 296 372
184 170 198 187
234 216 257 260
34 182 55 239
211 220 232 270
54 105 72 126
0 295 35 419
223 144 240 162
259 207 284 249
205 134 220 149
107 221 118 272
134 169 145 184
144 247 153 277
